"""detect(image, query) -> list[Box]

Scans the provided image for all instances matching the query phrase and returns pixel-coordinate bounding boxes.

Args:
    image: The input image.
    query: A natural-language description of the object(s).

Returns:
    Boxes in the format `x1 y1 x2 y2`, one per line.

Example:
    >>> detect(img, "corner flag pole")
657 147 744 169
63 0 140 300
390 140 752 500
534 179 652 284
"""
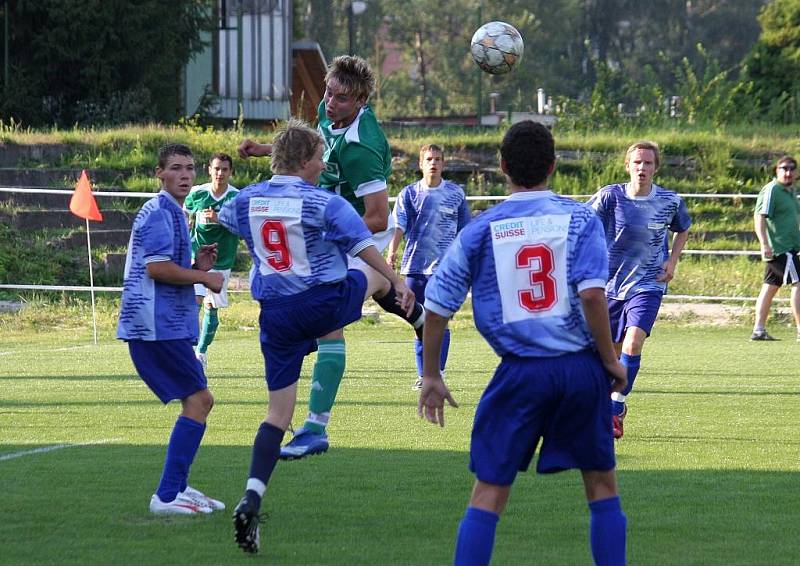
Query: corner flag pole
69 170 104 345
84 217 98 345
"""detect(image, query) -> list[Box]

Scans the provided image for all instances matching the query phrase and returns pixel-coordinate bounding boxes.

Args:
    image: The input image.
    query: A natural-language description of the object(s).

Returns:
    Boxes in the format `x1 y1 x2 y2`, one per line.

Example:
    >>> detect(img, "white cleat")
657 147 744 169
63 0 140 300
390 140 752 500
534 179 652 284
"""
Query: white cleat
149 493 211 515
181 485 225 510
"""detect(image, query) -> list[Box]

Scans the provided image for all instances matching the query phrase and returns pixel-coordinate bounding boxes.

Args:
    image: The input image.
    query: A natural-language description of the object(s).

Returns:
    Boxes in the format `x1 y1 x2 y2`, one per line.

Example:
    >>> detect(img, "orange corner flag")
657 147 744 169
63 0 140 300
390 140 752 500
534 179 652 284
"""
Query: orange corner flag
70 170 103 222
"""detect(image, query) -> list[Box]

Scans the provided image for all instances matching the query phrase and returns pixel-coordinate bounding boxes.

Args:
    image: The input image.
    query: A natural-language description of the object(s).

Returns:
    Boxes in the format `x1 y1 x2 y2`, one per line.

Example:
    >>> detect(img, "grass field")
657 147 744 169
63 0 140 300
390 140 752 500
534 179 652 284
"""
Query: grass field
2 312 799 565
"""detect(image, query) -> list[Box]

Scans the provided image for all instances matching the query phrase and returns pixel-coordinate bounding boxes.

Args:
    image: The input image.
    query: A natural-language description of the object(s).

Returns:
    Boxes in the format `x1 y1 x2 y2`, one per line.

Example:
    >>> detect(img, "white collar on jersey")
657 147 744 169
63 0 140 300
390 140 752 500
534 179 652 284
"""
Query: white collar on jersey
419 179 444 190
506 189 554 200
269 174 305 184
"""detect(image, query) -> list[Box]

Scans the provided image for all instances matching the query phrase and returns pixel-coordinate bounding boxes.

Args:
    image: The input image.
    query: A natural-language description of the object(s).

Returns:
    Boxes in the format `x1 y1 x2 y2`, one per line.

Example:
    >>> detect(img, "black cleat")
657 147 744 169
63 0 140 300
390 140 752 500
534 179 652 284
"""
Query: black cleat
750 330 777 341
233 496 262 554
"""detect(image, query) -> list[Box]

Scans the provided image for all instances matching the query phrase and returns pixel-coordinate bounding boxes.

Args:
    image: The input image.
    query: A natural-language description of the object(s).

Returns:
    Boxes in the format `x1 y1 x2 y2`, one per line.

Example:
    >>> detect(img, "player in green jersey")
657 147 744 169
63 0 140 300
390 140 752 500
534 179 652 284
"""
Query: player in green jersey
183 153 240 369
239 56 425 459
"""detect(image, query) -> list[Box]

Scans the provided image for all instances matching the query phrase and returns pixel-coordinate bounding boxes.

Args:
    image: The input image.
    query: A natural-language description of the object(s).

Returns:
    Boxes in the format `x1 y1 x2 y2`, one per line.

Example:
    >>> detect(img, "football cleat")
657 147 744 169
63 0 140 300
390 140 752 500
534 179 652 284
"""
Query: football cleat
750 330 777 341
150 493 211 515
411 376 423 391
279 427 329 460
612 404 628 440
233 496 262 554
181 485 225 510
196 351 208 370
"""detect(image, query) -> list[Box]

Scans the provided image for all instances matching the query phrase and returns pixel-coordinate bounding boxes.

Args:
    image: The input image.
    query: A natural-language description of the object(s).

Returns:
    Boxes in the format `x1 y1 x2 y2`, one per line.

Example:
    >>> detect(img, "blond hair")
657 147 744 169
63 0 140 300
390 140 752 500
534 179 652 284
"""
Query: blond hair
624 141 660 169
325 55 376 103
270 118 324 175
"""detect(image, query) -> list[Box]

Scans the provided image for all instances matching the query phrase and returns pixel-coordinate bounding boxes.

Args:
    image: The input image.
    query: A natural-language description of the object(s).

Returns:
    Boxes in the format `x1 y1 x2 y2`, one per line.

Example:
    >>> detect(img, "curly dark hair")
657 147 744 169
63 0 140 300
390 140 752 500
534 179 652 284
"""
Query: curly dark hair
500 121 555 188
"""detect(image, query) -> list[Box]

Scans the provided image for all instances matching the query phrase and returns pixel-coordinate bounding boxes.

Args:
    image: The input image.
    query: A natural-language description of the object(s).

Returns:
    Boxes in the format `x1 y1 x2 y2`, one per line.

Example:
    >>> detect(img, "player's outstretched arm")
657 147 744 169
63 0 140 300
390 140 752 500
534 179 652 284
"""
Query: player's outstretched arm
659 229 690 282
238 139 272 159
418 311 458 427
387 227 404 269
147 260 224 293
579 287 626 393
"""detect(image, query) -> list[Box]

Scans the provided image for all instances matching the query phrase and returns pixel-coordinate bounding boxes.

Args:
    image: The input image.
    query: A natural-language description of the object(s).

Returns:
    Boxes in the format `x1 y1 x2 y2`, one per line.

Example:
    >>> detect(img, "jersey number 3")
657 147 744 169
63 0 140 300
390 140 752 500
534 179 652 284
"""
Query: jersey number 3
260 220 293 272
516 244 557 312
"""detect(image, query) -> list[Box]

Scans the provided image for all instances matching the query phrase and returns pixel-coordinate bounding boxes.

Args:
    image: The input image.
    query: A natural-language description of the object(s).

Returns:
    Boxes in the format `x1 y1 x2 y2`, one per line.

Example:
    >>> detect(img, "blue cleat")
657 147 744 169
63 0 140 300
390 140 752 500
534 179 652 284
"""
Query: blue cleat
279 427 329 460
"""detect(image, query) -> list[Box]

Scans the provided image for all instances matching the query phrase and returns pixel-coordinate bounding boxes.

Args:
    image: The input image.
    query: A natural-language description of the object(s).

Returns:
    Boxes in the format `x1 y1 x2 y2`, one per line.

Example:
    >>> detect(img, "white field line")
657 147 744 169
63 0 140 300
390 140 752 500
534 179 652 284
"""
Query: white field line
0 344 98 356
0 438 121 462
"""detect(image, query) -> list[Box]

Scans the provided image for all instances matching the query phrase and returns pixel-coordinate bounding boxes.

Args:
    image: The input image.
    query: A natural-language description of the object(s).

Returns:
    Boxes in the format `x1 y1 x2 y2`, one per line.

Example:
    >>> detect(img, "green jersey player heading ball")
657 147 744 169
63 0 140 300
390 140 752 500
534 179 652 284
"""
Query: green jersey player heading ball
238 55 426 460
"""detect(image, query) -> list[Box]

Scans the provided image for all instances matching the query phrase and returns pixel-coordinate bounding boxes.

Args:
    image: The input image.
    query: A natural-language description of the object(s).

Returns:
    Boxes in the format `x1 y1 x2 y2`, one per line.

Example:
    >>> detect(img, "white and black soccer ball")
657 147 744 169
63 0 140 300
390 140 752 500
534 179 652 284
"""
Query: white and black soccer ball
470 21 524 75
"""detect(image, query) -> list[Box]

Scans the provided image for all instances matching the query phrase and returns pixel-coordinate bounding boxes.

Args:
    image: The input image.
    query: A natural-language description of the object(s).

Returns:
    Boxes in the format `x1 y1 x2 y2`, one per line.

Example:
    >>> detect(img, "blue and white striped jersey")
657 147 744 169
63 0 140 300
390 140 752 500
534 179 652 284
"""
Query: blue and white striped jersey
117 191 198 341
393 179 471 275
218 175 374 301
588 183 692 299
425 190 608 358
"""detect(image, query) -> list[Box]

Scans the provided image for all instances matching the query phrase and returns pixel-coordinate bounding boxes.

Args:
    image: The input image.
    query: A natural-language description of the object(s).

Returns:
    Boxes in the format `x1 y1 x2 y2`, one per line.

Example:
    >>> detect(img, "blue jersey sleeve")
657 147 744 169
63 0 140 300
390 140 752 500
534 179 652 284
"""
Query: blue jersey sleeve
393 186 410 232
669 196 692 233
141 208 175 260
457 193 472 231
324 196 374 255
571 213 609 290
218 197 242 237
423 233 472 317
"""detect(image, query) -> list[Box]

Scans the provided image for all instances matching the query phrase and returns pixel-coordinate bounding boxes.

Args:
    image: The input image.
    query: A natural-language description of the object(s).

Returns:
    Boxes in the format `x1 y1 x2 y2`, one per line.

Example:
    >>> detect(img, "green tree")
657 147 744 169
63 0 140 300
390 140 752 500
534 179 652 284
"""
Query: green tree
742 0 800 122
0 0 212 126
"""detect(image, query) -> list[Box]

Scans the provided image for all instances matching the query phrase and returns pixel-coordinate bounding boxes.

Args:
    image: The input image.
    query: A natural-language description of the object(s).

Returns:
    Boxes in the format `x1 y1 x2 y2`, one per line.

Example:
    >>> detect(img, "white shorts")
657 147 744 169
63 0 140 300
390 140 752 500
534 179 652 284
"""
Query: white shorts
348 215 395 269
194 268 231 308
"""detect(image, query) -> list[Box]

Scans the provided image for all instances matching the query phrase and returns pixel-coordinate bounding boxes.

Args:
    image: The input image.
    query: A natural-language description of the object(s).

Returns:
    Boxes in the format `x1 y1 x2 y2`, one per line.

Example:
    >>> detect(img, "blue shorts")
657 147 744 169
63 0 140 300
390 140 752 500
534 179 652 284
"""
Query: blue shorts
607 291 663 343
405 274 430 301
128 339 207 404
470 350 615 486
259 270 368 391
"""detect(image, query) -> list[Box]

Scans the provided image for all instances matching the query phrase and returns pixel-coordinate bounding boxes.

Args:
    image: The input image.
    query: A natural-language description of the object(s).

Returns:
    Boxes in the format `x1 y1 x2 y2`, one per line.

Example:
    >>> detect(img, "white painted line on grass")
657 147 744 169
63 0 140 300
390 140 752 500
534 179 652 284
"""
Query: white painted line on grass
0 344 99 357
0 438 121 462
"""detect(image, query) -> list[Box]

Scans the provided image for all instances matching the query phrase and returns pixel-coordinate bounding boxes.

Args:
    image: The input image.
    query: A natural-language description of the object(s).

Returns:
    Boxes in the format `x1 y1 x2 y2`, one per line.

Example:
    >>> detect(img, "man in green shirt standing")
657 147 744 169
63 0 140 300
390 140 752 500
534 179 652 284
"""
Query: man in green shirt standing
752 155 800 340
238 56 425 459
183 153 240 367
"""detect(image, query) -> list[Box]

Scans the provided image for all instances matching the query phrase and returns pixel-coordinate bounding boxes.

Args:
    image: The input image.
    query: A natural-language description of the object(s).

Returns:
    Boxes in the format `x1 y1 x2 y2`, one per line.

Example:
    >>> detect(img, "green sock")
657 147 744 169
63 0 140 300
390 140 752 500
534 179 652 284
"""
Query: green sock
304 339 346 434
197 307 219 354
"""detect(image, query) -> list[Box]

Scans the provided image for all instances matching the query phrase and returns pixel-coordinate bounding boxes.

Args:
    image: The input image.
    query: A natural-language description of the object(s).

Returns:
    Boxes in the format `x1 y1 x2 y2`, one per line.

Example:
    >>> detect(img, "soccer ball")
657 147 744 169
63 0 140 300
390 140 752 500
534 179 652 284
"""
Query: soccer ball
470 21 524 75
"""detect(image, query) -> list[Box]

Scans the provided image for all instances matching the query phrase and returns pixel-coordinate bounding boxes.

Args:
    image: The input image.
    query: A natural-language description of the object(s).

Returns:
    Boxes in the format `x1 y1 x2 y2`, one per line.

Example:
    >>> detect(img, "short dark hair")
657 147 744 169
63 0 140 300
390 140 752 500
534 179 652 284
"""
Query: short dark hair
776 155 797 170
270 118 324 175
325 55 376 102
500 121 555 188
210 152 234 173
158 143 193 169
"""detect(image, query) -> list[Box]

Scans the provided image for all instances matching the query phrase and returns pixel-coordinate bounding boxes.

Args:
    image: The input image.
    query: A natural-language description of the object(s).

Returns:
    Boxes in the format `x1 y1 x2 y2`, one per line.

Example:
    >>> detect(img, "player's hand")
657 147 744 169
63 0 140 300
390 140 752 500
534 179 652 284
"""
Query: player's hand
605 360 627 394
387 251 397 269
194 243 218 271
417 375 458 427
762 243 773 260
202 208 219 224
205 271 225 293
393 280 416 317
238 139 271 159
657 260 676 282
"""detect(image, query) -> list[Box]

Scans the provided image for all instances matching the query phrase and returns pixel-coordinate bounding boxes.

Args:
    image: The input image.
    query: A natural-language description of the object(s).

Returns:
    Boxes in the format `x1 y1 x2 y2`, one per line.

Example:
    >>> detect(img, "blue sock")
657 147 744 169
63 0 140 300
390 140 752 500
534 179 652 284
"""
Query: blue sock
414 338 423 376
440 328 451 373
414 329 451 376
157 416 206 502
454 507 499 566
246 422 285 511
589 496 627 566
613 354 641 415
